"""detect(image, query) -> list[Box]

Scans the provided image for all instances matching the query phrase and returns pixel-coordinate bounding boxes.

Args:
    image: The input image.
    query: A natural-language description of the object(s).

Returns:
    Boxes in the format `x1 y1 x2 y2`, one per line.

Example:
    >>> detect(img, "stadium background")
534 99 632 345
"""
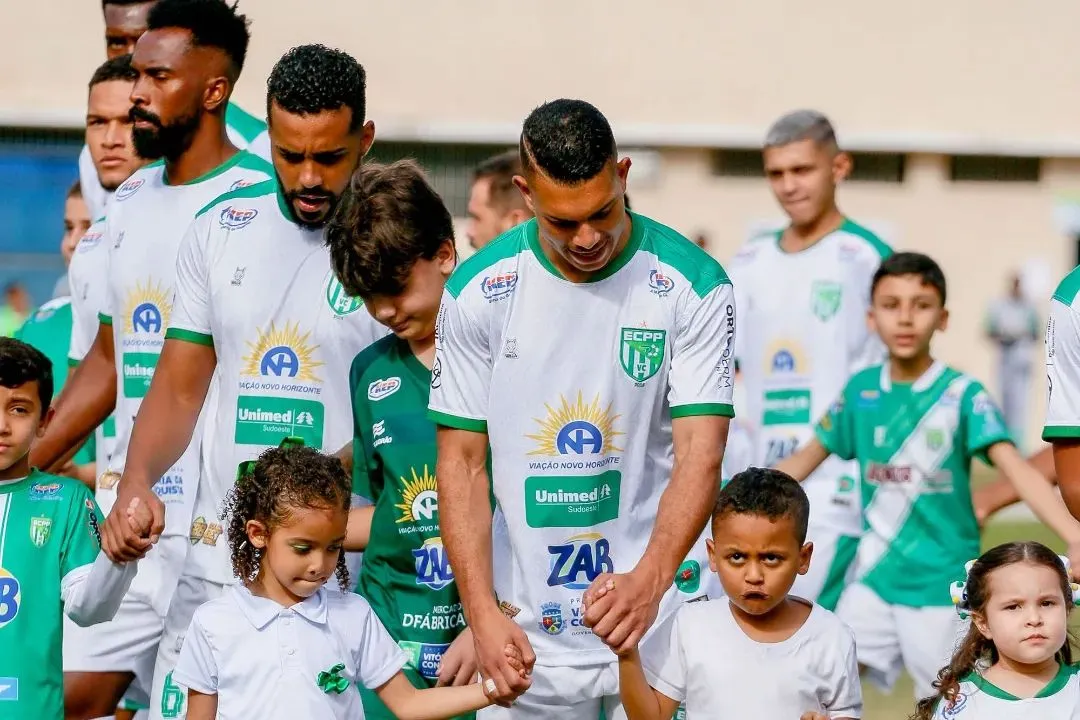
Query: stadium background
1 2 1078 714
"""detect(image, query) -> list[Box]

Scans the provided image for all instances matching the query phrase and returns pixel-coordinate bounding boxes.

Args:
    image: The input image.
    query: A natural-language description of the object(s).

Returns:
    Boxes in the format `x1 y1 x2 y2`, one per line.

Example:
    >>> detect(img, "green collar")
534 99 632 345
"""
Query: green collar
966 663 1079 700
164 150 246 187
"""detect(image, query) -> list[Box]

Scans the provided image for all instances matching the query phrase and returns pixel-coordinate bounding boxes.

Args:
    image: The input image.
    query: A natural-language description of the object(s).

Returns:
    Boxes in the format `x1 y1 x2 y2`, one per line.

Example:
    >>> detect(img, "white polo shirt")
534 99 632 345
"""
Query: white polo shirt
173 584 408 719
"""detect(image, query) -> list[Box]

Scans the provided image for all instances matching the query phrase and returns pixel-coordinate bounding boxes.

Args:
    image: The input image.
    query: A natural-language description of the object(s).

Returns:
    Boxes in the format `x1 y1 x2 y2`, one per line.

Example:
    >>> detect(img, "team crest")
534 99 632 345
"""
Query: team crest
30 517 51 548
619 327 667 383
326 275 363 316
539 602 564 635
925 428 945 452
810 280 843 321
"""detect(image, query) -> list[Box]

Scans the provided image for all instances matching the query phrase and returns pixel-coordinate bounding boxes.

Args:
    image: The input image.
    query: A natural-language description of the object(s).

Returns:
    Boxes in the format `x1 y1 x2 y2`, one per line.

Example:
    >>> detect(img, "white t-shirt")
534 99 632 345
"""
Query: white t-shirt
1044 267 1080 442
931 666 1080 719
728 221 891 535
101 152 274 539
173 584 408 719
167 180 386 584
428 213 736 666
642 599 861 719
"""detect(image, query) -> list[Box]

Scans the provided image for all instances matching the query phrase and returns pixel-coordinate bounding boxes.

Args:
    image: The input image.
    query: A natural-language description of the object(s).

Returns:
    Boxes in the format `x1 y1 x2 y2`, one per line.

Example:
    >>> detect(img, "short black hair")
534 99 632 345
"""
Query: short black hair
267 45 367 132
871 251 948 305
327 160 454 298
89 54 137 90
520 99 617 185
0 337 54 413
473 150 527 212
146 0 250 80
713 467 810 544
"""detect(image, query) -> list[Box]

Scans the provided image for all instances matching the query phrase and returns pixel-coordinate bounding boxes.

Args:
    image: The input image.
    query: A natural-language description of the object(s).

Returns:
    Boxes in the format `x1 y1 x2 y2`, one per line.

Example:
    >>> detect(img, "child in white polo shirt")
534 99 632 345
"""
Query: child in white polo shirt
611 467 862 720
172 442 527 719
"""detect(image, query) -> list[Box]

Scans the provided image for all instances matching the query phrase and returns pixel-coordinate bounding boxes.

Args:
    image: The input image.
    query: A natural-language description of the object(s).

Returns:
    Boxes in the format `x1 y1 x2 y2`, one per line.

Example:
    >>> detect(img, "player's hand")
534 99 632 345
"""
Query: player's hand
582 569 664 656
101 477 164 562
436 627 478 687
471 605 534 707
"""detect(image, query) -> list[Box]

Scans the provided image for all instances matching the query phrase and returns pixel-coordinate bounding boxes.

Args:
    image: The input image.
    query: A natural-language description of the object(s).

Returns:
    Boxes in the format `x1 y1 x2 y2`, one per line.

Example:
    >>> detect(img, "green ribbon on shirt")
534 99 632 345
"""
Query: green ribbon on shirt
316 663 349 695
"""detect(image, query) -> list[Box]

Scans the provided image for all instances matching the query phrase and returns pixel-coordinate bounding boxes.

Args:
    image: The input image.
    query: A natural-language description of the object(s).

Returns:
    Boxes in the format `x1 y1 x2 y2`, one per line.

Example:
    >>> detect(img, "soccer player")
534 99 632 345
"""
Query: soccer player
429 99 734 718
466 150 533 250
79 0 270 220
31 2 274 716
95 44 385 720
1044 262 1080 521
727 109 892 610
0 337 139 719
776 252 1080 699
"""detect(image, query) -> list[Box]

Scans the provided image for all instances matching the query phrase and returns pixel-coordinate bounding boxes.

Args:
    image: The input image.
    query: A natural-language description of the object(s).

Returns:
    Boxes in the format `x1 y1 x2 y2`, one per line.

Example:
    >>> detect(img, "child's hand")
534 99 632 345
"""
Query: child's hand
581 575 616 610
503 643 529 679
126 497 155 538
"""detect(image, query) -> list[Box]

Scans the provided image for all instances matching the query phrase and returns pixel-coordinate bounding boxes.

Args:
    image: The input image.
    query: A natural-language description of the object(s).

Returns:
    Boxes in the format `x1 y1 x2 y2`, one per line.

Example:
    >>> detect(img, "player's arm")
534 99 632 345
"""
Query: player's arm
185 691 218 720
988 442 1080 549
775 438 830 482
618 650 681 720
1044 296 1080 520
972 445 1056 525
778 390 856 481
345 505 375 551
60 491 139 626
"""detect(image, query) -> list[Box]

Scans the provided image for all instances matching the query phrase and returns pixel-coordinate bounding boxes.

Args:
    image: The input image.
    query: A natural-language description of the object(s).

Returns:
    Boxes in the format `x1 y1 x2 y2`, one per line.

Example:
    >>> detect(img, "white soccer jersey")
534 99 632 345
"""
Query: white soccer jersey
428 214 736 666
642 599 862 719
728 220 891 535
101 152 273 539
931 666 1080 719
167 180 386 585
1044 267 1080 441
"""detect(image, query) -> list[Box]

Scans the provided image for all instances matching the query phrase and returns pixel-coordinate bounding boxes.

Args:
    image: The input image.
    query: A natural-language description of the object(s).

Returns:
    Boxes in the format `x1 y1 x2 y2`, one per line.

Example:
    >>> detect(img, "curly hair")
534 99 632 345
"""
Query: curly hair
713 466 810 544
0 337 54 412
146 0 251 80
221 444 353 592
520 98 617 185
266 44 367 131
912 541 1076 720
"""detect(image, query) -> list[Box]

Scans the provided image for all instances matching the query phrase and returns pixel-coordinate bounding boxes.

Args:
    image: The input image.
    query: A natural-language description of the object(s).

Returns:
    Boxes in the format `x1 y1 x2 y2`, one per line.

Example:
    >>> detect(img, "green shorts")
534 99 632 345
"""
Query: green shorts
359 665 476 720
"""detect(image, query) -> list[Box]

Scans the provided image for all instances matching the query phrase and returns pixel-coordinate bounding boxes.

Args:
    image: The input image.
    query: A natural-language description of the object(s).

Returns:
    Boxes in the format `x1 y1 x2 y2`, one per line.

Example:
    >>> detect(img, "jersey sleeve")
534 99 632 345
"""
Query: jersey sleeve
67 227 103 363
60 484 106 577
165 213 214 346
814 384 857 461
61 550 137 626
172 611 219 694
427 291 491 432
99 214 118 326
349 358 377 501
1044 298 1080 441
962 382 1013 463
640 610 686 703
351 596 409 689
668 281 736 418
824 626 862 719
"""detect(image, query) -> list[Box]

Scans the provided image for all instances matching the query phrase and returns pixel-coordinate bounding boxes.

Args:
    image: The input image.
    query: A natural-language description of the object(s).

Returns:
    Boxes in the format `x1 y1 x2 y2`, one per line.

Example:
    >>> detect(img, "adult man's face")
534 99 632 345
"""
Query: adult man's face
87 79 143 190
103 1 154 59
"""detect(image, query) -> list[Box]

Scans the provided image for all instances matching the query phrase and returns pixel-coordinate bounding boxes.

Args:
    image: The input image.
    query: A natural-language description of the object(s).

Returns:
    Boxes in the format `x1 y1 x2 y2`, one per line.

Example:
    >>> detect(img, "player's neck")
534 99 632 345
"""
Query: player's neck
984 654 1060 698
165 121 240 186
888 353 935 383
0 454 31 482
781 208 844 252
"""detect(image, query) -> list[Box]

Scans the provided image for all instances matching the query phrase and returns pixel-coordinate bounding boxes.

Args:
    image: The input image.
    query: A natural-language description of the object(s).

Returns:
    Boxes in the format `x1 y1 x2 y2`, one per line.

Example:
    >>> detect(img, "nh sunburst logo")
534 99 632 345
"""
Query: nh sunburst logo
526 392 623 457
396 465 439 526
241 322 323 382
123 280 172 335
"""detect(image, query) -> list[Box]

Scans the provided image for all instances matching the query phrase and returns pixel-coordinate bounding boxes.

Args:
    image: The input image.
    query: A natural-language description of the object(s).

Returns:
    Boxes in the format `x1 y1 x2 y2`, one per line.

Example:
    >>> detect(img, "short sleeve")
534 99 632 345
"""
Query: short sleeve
427 291 491 432
1044 298 1080 441
164 213 214 346
640 610 687 703
668 281 736 418
349 360 377 501
815 386 857 461
60 484 105 578
172 611 219 694
68 225 105 363
825 628 862 719
352 597 409 689
962 383 1012 462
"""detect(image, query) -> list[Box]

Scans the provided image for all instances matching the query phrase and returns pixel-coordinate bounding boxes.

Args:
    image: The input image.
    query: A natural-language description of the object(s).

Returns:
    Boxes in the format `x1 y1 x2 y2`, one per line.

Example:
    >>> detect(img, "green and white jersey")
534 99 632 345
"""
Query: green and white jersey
428 213 736 665
351 336 468 682
78 101 270 220
728 220 891 535
1044 267 1080 441
168 180 386 585
101 152 273 538
815 362 1012 606
932 665 1080 719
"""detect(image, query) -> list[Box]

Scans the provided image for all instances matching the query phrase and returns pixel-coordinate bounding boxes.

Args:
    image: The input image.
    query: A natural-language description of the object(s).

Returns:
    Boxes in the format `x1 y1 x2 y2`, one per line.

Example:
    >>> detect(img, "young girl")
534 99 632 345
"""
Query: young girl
915 541 1080 719
171 443 528 719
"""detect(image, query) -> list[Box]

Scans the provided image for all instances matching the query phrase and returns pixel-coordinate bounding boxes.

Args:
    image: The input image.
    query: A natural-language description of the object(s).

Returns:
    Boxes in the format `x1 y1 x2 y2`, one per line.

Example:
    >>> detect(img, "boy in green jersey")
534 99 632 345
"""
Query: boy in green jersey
0 337 138 718
328 160 479 718
776 252 1080 701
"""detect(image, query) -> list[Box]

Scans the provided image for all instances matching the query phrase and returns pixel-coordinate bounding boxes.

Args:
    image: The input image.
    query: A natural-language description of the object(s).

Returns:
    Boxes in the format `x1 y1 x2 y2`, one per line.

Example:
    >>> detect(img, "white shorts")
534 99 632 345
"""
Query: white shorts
836 581 965 699
477 661 625 719
63 535 187 700
790 523 859 610
148 573 227 720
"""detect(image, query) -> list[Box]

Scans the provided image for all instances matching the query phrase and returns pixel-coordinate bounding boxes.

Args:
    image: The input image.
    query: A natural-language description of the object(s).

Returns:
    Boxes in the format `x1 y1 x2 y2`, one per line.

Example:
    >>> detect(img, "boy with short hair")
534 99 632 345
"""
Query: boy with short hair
615 467 861 720
776 252 1080 699
0 337 139 718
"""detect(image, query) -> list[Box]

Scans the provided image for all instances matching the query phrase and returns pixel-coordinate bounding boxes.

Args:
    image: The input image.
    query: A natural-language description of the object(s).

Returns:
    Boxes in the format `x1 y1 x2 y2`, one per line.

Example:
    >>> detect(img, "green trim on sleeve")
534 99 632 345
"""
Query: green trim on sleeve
640 214 731 298
195 179 277 218
1043 425 1080 440
225 102 267 142
840 218 893 259
164 328 213 346
427 410 487 433
98 312 112 326
670 402 734 419
1052 266 1080 307
67 356 80 368
445 226 528 298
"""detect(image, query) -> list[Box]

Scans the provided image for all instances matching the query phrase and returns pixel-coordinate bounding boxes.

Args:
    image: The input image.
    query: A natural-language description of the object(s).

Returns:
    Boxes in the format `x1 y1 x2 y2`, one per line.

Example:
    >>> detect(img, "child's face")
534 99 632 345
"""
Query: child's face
0 381 48 475
248 504 347 603
363 238 456 343
975 562 1069 667
707 511 812 616
868 274 948 361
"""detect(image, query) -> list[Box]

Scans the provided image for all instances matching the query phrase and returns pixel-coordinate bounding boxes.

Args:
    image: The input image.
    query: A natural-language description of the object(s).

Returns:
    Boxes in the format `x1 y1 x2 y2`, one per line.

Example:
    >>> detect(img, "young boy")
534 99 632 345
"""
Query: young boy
615 467 861 720
776 252 1080 699
0 337 139 718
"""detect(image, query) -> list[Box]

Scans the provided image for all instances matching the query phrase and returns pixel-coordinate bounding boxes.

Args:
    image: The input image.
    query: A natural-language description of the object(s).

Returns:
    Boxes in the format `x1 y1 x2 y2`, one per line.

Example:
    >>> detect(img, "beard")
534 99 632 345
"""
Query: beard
130 105 199 161
276 175 340 229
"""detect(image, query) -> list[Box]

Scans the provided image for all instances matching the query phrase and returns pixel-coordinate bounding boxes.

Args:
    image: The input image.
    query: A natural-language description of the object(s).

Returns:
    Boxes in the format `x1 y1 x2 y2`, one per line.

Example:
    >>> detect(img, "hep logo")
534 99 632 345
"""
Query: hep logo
260 346 300 377
219 206 258 230
479 272 518 302
115 178 144 201
648 270 674 296
547 533 613 589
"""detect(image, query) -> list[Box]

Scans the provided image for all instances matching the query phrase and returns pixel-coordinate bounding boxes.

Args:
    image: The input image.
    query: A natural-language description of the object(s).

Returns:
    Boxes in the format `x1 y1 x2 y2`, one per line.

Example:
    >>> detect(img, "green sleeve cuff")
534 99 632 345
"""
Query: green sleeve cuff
427 409 487 433
164 328 213 346
98 313 112 326
1043 426 1080 441
670 403 735 419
